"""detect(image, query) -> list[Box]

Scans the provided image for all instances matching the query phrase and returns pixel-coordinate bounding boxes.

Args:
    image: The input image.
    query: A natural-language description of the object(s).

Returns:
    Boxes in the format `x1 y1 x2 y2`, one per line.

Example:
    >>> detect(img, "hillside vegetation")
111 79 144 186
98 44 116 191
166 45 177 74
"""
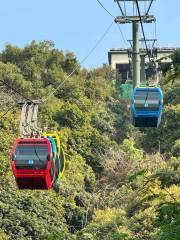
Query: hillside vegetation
0 41 179 240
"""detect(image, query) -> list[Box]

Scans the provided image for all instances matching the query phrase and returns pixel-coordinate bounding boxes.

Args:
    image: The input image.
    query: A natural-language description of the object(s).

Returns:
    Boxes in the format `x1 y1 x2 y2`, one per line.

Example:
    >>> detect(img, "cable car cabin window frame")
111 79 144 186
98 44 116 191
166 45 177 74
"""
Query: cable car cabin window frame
46 137 57 181
134 89 161 111
49 161 55 182
55 153 59 180
60 149 65 173
14 144 49 170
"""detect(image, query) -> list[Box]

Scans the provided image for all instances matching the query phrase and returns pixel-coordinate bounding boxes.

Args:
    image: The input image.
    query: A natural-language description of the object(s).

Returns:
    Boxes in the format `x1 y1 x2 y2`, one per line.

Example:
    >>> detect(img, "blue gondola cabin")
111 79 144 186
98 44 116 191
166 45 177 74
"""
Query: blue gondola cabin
131 85 163 127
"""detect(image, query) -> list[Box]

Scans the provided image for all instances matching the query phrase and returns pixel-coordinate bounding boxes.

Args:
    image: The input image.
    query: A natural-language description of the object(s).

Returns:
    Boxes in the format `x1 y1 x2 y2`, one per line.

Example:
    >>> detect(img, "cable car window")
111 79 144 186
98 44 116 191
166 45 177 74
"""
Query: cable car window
135 90 160 99
14 145 49 169
134 90 161 110
135 91 148 100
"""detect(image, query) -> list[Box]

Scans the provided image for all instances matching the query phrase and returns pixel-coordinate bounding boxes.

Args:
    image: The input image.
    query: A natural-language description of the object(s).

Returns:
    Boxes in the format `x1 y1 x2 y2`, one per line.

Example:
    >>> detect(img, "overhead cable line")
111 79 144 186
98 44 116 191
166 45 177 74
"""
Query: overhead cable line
95 0 127 47
42 20 114 102
153 21 157 48
96 0 115 18
0 79 32 102
0 79 33 123
0 102 18 121
146 0 154 16
135 0 151 62
116 0 125 17
123 0 127 16
116 24 128 47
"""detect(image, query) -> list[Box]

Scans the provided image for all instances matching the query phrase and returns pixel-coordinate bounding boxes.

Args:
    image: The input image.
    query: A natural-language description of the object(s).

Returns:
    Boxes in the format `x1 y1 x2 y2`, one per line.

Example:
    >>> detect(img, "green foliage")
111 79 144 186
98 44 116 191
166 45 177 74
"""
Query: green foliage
154 202 180 240
120 139 143 161
55 102 86 129
78 208 131 240
141 96 180 155
107 99 138 143
0 61 33 97
62 51 80 75
172 139 180 157
172 49 180 70
0 190 67 240
0 42 179 240
0 229 9 240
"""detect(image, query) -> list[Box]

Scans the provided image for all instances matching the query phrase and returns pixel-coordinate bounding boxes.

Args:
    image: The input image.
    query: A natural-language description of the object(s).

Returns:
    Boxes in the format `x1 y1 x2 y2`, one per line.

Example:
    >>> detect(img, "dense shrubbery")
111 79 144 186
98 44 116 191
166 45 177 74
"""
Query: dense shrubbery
0 42 179 239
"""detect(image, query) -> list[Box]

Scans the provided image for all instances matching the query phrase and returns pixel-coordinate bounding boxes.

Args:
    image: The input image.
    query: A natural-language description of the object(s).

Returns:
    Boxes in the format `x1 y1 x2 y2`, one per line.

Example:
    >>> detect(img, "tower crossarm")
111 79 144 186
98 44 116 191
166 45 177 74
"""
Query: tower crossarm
115 15 156 24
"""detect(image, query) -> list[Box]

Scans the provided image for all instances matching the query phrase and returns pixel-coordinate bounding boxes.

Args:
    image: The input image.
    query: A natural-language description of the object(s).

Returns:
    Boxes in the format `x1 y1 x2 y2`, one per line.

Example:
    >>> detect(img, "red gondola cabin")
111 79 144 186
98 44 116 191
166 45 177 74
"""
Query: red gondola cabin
11 138 56 190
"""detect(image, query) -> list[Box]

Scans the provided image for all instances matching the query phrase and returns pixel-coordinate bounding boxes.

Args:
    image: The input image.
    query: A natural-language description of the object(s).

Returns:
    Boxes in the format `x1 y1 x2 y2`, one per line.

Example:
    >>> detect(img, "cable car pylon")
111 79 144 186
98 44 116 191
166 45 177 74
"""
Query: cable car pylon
115 0 163 128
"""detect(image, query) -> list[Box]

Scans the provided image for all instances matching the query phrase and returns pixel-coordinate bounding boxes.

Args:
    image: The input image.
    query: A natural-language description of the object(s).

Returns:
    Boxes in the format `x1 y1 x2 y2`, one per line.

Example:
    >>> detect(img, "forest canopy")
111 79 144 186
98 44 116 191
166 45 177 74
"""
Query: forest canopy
0 41 179 240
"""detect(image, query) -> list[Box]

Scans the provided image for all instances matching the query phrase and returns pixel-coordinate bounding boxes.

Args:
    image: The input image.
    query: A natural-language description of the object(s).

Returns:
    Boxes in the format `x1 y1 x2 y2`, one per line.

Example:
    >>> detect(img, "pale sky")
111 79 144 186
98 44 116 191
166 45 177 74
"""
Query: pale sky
0 1 179 68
